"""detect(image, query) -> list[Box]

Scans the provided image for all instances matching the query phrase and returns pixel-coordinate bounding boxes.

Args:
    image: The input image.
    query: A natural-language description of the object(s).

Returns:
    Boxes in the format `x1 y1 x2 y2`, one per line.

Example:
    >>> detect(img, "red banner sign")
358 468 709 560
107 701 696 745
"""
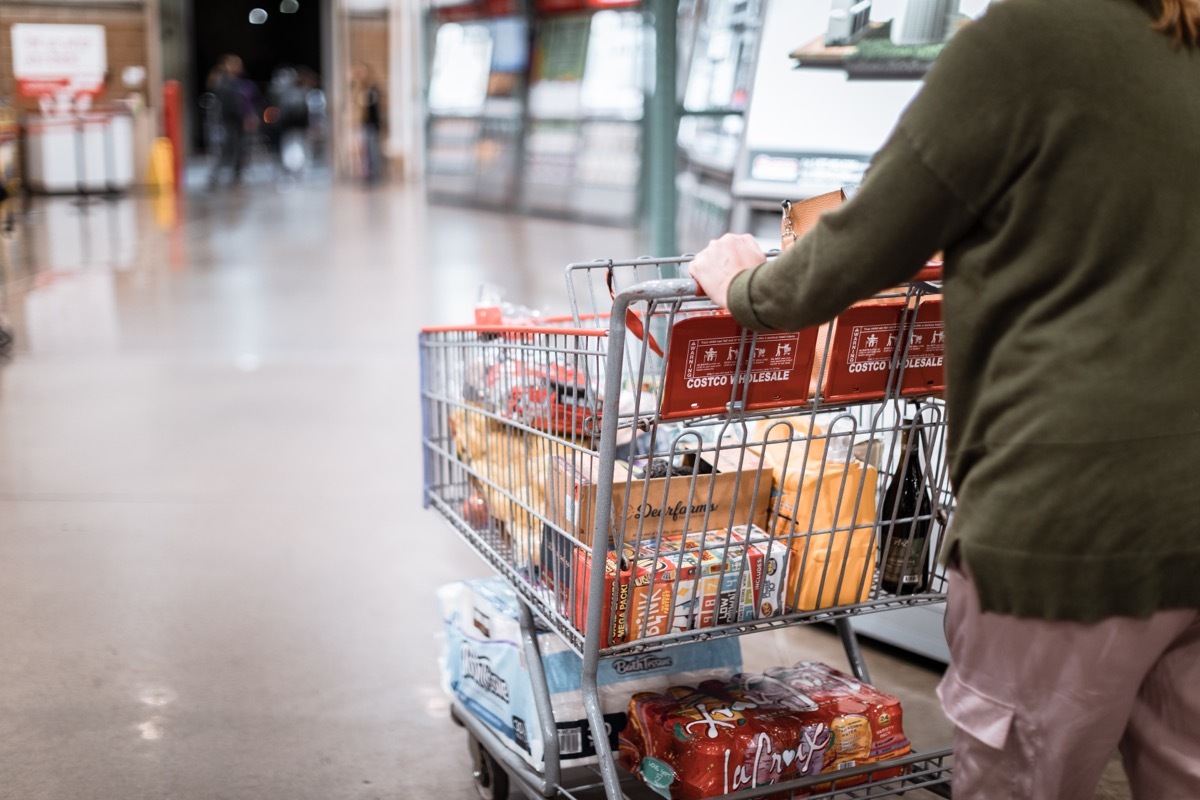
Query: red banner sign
534 0 588 12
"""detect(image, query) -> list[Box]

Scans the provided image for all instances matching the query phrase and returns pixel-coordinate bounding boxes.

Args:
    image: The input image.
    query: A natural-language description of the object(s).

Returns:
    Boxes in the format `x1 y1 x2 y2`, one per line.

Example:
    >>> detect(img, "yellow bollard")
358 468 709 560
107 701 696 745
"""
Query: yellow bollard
148 137 175 193
154 189 177 228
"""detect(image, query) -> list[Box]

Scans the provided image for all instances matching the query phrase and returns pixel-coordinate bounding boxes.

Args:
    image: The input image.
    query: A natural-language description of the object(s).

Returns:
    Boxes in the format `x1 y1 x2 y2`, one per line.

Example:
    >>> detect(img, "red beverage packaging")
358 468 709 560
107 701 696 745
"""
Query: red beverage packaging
619 662 911 799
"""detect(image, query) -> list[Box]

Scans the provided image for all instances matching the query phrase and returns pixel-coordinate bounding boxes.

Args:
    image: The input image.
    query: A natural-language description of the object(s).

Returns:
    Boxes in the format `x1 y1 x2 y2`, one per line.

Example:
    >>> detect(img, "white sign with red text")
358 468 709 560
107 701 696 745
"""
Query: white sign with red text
12 24 107 99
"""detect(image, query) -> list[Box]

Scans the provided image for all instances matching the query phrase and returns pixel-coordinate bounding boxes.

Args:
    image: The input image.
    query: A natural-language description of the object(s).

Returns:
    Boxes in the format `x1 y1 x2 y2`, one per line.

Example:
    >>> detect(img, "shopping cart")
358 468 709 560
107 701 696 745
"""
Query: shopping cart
422 254 955 800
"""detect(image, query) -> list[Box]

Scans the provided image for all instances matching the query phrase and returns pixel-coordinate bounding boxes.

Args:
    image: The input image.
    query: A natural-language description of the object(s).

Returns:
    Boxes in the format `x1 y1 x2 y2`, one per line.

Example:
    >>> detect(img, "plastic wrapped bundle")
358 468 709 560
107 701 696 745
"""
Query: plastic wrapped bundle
619 662 911 799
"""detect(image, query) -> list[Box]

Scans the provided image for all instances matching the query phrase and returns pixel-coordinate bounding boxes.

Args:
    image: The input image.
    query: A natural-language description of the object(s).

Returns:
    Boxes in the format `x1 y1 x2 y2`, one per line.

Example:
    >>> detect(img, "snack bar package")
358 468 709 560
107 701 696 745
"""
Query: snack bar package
655 527 790 627
570 544 684 647
623 529 766 639
438 577 743 771
620 662 910 799
571 527 788 647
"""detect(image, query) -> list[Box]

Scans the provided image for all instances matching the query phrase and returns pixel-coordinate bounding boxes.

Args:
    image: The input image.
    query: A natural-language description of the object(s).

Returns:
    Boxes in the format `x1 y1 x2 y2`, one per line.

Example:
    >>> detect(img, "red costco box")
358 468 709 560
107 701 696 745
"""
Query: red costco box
659 312 819 420
658 299 942 418
818 295 944 403
779 190 945 404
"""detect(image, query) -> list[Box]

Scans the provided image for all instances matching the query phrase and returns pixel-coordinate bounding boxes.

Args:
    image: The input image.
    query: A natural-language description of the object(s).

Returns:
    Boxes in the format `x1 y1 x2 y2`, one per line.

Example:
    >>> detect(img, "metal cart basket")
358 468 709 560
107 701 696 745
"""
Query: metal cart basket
422 255 954 800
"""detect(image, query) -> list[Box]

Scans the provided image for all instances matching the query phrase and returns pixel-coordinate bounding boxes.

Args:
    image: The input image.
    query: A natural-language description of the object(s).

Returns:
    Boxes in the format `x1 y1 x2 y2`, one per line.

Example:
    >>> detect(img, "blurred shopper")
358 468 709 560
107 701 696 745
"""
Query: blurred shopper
298 67 329 168
207 55 260 188
350 63 384 183
265 66 311 180
688 1 1200 798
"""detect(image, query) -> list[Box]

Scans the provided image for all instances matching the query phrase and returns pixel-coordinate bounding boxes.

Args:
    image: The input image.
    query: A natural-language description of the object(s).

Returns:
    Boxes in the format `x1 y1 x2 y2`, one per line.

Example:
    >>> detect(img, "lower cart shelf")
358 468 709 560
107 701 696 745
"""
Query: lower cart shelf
453 697 952 800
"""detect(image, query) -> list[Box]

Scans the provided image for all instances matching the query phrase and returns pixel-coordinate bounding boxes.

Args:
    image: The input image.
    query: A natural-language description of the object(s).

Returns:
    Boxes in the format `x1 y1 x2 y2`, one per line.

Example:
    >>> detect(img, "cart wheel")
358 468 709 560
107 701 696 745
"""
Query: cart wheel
468 733 509 800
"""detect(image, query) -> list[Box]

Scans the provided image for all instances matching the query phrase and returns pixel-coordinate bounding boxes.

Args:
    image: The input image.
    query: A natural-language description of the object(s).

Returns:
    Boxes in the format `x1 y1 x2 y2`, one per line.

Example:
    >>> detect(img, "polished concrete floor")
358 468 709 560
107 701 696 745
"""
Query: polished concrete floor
0 182 1131 799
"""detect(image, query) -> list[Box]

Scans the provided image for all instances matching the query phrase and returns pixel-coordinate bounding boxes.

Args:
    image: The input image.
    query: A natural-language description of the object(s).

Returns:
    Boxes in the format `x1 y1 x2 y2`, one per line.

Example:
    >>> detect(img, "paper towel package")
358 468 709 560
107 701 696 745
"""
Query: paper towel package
438 577 743 771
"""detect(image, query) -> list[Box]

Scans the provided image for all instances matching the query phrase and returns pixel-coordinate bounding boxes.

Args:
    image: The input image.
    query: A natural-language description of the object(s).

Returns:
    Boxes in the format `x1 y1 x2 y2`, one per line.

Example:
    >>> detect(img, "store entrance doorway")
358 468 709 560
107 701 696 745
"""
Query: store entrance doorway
189 0 327 174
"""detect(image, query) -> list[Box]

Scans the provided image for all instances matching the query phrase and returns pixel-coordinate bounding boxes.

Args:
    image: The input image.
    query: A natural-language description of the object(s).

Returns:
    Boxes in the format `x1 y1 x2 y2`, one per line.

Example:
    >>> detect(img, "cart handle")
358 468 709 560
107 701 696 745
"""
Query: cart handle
681 258 942 304
420 323 608 336
680 250 941 299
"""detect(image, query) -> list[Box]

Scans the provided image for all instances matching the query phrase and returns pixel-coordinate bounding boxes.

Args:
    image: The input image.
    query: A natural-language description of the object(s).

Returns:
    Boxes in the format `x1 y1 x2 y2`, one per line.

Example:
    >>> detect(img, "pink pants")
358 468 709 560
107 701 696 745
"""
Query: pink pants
937 565 1200 799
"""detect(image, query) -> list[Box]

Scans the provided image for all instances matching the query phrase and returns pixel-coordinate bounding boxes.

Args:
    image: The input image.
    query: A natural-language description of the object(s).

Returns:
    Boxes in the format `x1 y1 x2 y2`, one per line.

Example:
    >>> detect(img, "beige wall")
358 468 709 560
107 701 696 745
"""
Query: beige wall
337 11 390 177
347 13 389 85
0 2 151 112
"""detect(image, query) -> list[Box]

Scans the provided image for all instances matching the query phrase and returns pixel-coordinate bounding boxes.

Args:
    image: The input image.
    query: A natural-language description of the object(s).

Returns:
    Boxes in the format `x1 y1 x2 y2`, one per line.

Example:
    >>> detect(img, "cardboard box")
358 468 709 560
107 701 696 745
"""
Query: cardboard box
732 524 790 618
626 531 755 639
547 448 772 548
656 528 778 628
686 538 757 629
571 544 680 648
626 551 698 642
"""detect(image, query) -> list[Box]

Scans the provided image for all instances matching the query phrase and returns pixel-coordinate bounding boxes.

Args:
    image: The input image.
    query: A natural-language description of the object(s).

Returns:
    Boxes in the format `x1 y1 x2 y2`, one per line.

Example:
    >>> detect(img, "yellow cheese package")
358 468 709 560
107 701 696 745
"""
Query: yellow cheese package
752 418 879 611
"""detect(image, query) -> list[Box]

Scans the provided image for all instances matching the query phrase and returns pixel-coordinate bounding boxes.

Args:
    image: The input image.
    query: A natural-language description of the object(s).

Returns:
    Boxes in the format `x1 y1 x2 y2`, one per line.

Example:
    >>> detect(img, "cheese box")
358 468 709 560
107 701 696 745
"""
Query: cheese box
547 448 772 548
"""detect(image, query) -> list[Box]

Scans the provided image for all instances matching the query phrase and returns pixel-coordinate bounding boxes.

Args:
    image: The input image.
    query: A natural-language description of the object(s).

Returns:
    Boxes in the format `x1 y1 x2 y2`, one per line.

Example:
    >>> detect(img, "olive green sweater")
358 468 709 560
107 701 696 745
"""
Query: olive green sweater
728 0 1200 621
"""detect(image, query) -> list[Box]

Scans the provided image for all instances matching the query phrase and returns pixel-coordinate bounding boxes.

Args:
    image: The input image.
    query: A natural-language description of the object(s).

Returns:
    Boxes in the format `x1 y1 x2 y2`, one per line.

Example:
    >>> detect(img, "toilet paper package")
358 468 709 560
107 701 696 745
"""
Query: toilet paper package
438 577 743 771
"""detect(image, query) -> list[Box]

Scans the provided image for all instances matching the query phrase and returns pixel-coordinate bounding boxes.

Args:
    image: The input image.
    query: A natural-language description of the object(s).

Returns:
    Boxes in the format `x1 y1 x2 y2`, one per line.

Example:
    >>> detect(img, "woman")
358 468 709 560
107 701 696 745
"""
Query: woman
689 0 1200 797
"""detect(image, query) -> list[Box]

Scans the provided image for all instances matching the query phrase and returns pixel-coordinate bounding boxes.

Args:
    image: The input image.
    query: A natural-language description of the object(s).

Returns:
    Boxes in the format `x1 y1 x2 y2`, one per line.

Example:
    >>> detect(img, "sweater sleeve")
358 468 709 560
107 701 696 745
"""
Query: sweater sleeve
727 3 1039 333
727 127 976 332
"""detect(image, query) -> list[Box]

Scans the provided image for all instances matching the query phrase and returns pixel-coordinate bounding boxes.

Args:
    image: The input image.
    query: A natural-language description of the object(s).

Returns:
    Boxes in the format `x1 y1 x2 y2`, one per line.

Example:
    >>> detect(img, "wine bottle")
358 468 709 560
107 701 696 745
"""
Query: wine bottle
879 420 933 595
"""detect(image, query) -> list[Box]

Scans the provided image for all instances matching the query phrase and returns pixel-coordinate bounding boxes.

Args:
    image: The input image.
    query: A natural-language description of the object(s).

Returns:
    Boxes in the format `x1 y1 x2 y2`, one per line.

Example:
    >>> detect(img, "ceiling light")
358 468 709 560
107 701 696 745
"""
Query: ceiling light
280 0 299 12
249 8 268 24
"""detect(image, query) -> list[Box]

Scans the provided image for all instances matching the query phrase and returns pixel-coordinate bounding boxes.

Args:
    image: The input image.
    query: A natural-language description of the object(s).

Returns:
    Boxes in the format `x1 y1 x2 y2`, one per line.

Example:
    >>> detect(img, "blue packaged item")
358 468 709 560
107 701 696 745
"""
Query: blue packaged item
438 577 743 770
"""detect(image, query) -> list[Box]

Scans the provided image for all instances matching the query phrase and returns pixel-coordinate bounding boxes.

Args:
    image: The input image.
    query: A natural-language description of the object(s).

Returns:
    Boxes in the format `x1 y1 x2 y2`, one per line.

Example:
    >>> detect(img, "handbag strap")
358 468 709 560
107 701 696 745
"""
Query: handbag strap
781 199 798 251
606 265 664 357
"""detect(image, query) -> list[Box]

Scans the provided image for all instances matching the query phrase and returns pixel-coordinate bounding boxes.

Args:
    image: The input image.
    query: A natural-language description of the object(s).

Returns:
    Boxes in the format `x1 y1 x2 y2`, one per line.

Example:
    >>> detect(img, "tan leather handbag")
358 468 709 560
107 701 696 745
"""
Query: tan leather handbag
780 188 851 250
781 187 944 272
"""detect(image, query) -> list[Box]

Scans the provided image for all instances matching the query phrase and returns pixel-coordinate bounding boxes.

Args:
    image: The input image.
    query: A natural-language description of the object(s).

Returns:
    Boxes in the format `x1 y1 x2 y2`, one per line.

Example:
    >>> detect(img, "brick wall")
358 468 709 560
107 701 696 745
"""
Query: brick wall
0 2 150 111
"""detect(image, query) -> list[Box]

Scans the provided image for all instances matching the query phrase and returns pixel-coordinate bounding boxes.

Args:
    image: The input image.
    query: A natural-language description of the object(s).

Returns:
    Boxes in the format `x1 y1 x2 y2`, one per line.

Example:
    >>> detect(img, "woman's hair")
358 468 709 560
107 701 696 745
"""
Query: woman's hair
1150 0 1200 47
